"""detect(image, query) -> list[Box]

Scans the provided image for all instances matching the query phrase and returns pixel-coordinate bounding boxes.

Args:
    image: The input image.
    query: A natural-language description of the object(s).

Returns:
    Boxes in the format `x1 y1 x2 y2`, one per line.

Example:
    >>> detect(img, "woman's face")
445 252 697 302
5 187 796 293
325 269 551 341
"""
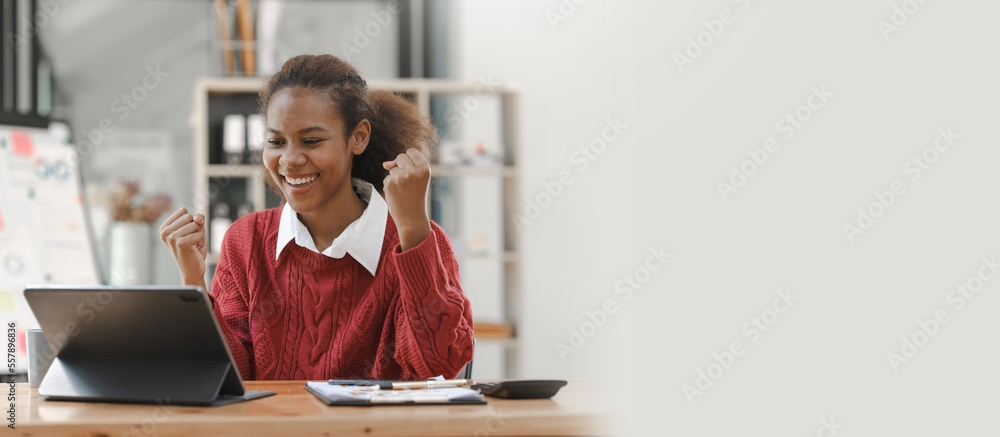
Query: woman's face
263 87 366 214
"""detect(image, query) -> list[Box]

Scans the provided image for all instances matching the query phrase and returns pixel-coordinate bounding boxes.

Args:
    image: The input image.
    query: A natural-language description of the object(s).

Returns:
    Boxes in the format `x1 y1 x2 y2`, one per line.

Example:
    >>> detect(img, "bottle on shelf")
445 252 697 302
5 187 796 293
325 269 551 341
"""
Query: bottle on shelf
210 203 232 254
222 114 247 165
246 113 265 165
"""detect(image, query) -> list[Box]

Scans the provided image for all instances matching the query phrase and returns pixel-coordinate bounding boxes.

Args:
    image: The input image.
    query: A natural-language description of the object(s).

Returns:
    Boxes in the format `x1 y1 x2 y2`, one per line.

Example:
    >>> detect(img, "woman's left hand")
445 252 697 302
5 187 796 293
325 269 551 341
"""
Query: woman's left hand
383 148 433 251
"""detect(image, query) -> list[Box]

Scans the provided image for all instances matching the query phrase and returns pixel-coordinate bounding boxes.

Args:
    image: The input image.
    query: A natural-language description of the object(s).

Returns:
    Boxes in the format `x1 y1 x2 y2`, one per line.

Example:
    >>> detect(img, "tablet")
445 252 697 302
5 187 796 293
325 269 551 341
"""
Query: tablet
24 285 272 406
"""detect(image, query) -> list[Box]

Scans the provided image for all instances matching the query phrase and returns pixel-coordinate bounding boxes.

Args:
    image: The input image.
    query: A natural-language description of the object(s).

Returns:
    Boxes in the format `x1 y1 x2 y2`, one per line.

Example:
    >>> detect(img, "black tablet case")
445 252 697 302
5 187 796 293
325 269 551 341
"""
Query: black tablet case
24 285 275 406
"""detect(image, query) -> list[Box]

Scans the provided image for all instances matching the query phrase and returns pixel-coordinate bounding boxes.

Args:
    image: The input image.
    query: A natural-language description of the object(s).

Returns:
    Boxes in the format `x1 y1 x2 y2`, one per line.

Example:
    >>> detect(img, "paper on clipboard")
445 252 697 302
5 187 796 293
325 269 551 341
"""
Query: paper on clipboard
305 381 484 404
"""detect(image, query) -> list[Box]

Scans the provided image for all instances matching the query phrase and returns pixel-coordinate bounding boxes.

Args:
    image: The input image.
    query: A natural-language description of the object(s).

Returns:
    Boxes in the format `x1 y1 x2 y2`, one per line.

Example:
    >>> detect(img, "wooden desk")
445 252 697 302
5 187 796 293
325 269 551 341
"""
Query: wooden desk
11 381 612 436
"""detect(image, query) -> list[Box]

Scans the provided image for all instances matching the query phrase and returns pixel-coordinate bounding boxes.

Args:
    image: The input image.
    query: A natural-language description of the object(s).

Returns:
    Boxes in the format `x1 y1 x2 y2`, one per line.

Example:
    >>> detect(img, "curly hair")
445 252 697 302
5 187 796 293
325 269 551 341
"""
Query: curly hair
258 54 438 194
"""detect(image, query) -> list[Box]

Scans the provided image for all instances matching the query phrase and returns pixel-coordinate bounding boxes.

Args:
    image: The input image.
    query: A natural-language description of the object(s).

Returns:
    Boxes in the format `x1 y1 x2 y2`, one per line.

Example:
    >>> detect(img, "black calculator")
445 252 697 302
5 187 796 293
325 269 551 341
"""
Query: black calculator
471 380 567 399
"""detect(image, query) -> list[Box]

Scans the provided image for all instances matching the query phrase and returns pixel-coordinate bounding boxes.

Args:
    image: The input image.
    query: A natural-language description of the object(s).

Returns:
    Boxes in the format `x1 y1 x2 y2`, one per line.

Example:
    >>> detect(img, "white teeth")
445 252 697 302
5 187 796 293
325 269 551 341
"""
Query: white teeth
284 175 317 185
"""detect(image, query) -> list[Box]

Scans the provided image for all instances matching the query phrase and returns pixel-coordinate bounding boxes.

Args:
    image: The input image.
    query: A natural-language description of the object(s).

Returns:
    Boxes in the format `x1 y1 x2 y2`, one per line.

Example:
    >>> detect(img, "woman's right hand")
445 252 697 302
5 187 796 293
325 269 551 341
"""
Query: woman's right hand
159 207 208 287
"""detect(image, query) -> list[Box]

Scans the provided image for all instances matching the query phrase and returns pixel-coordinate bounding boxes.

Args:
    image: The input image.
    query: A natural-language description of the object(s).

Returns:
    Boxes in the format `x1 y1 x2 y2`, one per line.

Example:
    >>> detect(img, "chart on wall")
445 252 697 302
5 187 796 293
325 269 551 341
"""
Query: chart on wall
0 123 101 373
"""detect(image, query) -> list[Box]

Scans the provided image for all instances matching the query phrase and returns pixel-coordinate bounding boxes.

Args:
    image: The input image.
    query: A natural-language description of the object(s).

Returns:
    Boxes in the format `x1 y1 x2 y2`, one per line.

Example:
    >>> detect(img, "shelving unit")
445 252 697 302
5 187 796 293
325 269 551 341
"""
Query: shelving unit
191 77 523 377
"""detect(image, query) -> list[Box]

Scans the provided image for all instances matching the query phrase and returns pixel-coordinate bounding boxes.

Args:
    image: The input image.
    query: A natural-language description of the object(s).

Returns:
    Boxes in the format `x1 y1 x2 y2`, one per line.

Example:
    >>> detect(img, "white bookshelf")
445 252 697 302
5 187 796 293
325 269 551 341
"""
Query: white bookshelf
191 77 523 377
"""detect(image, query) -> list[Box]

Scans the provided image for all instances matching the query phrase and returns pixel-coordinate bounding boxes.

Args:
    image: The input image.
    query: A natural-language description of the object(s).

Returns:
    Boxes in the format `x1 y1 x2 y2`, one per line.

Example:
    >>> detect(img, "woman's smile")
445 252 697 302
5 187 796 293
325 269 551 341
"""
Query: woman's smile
282 172 319 195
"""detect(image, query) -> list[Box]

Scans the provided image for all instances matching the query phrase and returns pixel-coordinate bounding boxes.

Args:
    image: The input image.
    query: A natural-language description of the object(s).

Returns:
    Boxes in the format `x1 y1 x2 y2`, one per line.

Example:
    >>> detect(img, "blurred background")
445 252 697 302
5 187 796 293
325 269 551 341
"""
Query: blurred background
3 0 1000 434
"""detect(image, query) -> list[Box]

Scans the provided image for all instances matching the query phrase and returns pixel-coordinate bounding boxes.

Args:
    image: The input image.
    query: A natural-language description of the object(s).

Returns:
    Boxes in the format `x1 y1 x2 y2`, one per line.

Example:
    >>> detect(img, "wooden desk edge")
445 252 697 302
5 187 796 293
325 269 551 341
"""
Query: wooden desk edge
13 381 615 437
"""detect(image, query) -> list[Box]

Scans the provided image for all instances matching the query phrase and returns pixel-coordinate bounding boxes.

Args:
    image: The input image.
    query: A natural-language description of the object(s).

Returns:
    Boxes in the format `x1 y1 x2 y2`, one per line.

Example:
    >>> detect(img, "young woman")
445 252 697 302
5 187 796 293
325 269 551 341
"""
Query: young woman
159 54 474 381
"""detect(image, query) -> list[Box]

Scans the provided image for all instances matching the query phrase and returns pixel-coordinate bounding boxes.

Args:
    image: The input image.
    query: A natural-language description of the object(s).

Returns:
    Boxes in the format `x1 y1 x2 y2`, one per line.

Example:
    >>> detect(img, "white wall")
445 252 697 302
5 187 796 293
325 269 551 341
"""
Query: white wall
455 0 1000 434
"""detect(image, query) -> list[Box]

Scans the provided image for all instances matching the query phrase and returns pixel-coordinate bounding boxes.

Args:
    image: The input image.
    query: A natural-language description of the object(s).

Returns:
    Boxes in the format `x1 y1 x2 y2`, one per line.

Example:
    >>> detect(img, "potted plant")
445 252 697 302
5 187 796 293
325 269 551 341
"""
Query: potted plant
107 181 172 285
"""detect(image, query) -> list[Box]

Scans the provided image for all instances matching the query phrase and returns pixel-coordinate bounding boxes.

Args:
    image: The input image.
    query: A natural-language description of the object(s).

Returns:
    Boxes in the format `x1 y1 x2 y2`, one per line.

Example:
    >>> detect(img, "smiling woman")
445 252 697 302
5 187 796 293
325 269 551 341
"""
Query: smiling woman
159 54 474 381
262 87 369 250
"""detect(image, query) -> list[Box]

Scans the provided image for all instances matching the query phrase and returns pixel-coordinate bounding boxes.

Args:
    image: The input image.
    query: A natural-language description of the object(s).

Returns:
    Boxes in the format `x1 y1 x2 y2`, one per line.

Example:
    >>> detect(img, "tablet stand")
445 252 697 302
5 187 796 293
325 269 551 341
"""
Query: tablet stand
40 356 245 406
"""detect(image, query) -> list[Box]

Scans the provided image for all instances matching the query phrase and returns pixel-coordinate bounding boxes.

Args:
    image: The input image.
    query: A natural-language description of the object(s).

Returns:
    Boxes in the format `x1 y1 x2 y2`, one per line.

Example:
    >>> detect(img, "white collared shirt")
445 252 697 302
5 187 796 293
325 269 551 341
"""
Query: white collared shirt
275 178 388 275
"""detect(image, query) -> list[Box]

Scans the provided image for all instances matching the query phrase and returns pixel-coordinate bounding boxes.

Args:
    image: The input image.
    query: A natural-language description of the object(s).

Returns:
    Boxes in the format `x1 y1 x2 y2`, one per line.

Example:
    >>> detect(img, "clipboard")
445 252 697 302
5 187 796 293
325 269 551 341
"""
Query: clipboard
304 382 487 406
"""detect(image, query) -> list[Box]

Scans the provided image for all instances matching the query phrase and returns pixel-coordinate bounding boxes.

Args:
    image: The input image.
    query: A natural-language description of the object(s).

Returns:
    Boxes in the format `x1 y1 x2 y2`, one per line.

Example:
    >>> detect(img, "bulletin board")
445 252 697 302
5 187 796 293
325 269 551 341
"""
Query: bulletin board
0 123 101 373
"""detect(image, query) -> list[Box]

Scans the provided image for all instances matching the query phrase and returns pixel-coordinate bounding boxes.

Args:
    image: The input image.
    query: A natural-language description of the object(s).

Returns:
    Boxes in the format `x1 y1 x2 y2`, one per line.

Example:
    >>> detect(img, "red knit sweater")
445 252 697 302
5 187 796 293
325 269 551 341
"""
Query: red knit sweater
209 207 474 381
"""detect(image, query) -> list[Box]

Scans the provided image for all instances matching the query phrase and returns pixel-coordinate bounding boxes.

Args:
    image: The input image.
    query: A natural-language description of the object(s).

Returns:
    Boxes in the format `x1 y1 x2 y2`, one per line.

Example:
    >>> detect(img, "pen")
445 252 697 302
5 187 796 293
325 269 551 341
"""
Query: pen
327 379 470 389
391 379 469 390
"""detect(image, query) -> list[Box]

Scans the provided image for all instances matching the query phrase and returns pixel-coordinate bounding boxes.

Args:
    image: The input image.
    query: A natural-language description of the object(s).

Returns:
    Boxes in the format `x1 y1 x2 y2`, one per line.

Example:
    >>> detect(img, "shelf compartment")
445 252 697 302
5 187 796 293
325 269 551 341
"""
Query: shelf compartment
473 322 513 340
206 164 263 178
454 251 519 263
431 165 517 178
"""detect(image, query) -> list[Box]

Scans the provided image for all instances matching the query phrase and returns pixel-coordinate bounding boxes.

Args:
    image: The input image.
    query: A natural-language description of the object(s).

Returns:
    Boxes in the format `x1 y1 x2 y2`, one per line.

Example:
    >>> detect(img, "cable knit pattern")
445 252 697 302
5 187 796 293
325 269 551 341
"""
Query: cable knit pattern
209 207 474 381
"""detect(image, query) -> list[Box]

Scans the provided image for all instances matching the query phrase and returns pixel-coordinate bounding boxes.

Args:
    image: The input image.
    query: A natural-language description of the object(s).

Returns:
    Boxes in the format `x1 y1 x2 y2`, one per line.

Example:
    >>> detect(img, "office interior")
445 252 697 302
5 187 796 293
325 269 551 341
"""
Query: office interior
4 0 640 389
3 0 1000 435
